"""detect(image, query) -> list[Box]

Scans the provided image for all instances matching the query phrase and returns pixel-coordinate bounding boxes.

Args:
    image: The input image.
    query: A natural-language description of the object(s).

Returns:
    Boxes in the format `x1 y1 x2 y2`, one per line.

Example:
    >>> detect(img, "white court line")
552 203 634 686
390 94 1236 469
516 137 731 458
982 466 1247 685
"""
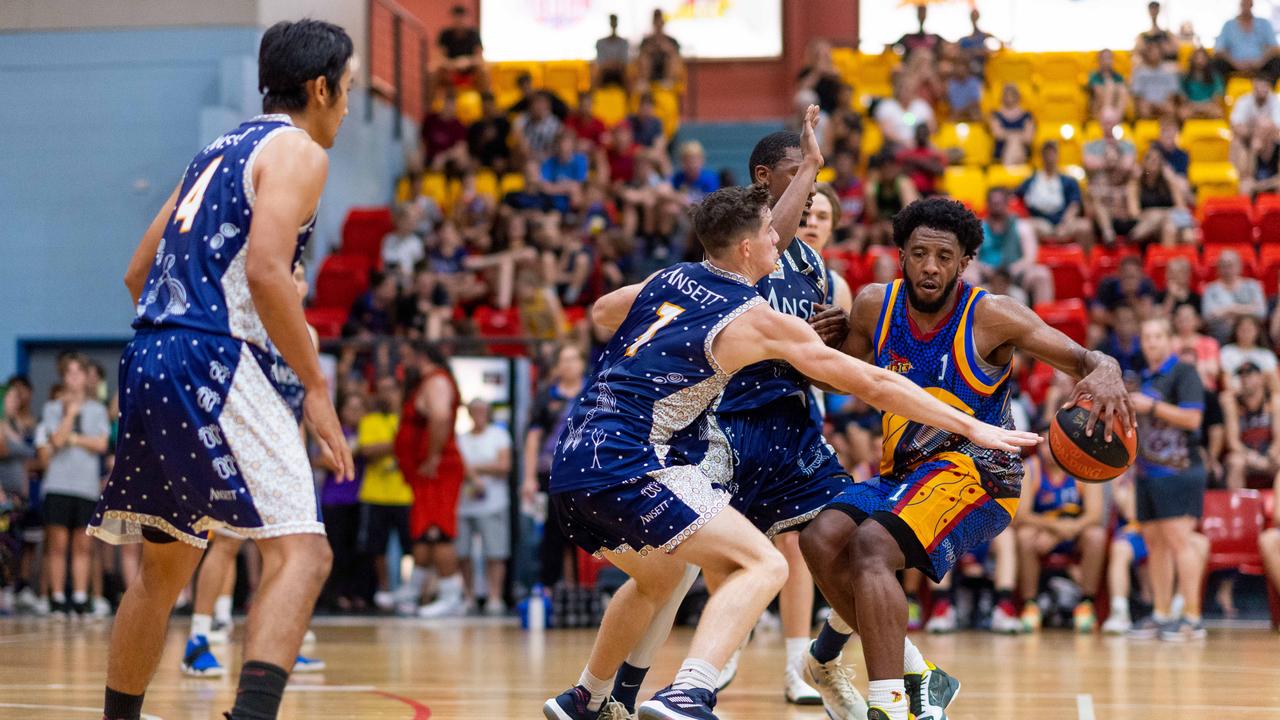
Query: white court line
0 702 162 719
1077 694 1096 720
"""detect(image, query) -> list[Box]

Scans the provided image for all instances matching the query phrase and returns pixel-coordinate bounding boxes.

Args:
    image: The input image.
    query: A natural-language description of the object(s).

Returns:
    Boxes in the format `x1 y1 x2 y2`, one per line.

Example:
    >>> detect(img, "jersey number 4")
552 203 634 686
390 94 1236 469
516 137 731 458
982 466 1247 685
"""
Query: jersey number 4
625 302 685 357
174 156 225 233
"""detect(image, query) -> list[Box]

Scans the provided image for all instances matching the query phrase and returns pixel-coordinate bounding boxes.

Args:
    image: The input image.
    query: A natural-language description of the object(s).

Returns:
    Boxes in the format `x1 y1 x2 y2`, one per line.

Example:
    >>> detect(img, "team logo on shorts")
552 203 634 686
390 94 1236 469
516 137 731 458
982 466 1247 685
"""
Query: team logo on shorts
196 386 221 412
198 424 224 449
211 456 238 480
209 361 230 384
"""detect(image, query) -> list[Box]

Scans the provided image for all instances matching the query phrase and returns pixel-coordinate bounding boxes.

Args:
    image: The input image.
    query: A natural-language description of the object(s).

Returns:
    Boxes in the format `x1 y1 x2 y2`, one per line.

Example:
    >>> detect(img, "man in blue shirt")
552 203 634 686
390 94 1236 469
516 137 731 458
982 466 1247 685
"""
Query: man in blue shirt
670 140 720 204
1214 0 1280 82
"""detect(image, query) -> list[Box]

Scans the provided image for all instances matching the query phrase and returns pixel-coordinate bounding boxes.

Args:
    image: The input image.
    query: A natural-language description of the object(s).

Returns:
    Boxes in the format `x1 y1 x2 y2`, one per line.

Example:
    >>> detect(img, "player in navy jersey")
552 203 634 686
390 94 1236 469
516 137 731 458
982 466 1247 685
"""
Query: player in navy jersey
796 198 1132 720
542 185 1038 720
87 20 356 720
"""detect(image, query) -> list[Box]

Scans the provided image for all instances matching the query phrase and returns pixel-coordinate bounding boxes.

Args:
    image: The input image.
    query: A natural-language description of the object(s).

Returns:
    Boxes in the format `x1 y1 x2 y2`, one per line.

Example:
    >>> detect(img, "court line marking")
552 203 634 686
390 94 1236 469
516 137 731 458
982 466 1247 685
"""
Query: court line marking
0 702 162 719
373 690 432 720
1077 694 1095 720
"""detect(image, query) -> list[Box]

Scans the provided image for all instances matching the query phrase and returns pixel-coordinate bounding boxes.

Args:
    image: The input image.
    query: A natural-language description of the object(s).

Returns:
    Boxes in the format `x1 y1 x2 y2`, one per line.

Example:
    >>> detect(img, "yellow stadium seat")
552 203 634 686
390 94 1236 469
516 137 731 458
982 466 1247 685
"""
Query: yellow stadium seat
1111 50 1132 78
1183 118 1230 140
649 87 680 137
1035 53 1086 86
591 86 628 127
988 53 1037 86
944 166 988 213
1132 119 1162 157
422 172 447 206
1177 43 1195 69
491 62 542 96
1187 133 1231 164
850 52 899 91
474 169 498 199
987 164 1032 191
395 176 412 204
935 122 994 166
1036 85 1087 125
1226 76 1253 105
1036 124 1084 167
1190 163 1239 203
543 61 590 109
444 178 463 213
817 167 836 183
499 172 525 196
1083 121 1133 144
455 89 483 125
862 122 884 159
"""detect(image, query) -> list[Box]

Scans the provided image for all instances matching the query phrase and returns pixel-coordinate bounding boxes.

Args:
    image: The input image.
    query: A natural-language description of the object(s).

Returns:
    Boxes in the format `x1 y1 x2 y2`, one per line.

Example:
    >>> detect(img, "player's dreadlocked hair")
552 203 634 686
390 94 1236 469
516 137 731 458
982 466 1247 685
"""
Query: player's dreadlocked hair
891 197 984 258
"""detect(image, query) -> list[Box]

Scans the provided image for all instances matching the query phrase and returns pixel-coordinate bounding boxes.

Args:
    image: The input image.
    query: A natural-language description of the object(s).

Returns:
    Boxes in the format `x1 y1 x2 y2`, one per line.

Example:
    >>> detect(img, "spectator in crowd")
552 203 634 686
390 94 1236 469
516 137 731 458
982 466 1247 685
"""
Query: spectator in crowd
1173 303 1222 390
1213 0 1280 82
1126 317 1207 642
896 124 947 196
421 92 469 173
796 39 845 116
627 92 666 151
1093 256 1157 328
958 7 1001 66
972 187 1053 304
1230 76 1280 170
1087 142 1140 247
1101 304 1148 376
1223 361 1280 489
863 149 920 246
0 376 35 511
945 54 985 123
1161 258 1202 315
636 8 683 95
514 92 564 164
1017 141 1091 244
1099 473 1149 634
1152 116 1191 179
521 344 585 588
892 3 944 60
670 140 720 205
346 270 400 339
990 83 1035 166
321 391 368 611
452 170 498 248
1088 49 1129 117
1181 48 1226 120
1016 438 1108 633
565 93 607 150
399 266 453 342
466 92 513 172
541 131 589 212
381 203 426 285
35 353 109 617
594 13 630 89
1239 121 1280 197
455 399 512 615
1220 315 1279 382
1084 107 1137 177
434 4 488 93
1130 41 1181 120
902 47 945 107
359 377 415 612
873 75 935 150
1203 251 1268 343
1131 148 1194 246
507 73 569 119
829 149 866 245
1137 1 1179 61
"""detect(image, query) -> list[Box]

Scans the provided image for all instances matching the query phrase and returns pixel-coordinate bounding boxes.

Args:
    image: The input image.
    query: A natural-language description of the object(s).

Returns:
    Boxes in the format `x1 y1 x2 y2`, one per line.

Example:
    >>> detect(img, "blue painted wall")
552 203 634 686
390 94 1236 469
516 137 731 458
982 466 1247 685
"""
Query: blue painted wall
0 27 410 378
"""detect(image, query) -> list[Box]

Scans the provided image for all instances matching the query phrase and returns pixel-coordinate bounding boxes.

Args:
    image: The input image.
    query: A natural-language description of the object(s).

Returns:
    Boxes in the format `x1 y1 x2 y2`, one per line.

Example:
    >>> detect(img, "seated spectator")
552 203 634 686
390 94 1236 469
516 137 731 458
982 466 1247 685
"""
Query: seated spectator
1092 256 1157 326
615 153 674 249
434 5 488 93
1099 473 1152 634
896 124 947 196
1152 117 1190 178
796 39 846 116
989 83 1035 166
1181 48 1226 120
958 7 1001 66
1230 76 1280 170
593 13 629 89
945 54 984 123
421 93 469 172
381 203 425 285
466 92 512 173
540 132 589 212
1100 304 1147 375
1160 257 1201 315
1212 0 1280 83
564 93 606 150
636 8 684 95
1130 41 1181 120
1084 107 1137 177
864 150 920 246
515 267 567 341
452 171 497 248
821 102 864 160
983 267 1029 306
1240 120 1280 197
1087 49 1129 117
1172 302 1221 391
603 123 640 187
873 75 935 150
398 267 453 341
1130 148 1194 246
1087 144 1140 247
514 92 564 164
1017 141 1091 244
1137 1 1179 61
670 140 720 205
902 47 945 108
433 221 492 312
455 399 512 616
1016 436 1108 633
972 187 1053 304
345 270 399 339
1223 361 1280 489
1203 251 1268 343
829 149 866 245
507 73 569 119
892 4 943 60
1220 315 1278 382
627 92 666 151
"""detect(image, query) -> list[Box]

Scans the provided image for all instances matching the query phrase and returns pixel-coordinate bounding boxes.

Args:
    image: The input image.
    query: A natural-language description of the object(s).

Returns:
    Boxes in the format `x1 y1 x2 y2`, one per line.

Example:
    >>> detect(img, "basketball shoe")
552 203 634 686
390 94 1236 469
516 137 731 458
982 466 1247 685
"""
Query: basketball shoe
293 655 326 673
925 599 957 634
1159 617 1206 642
637 685 717 720
1019 602 1042 632
543 686 630 720
906 596 923 632
906 662 961 720
783 654 821 704
181 635 225 677
1073 600 1097 633
802 649 870 720
990 598 1023 634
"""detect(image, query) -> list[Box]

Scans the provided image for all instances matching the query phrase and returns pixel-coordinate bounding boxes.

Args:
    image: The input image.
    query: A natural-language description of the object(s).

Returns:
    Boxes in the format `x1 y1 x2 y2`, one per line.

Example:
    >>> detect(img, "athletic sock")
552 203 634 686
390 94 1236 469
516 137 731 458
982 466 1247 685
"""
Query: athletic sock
103 686 144 720
72 591 89 605
191 614 212 639
227 660 289 720
903 638 928 675
51 591 66 604
214 595 233 624
868 679 909 720
672 658 719 693
437 573 464 602
785 637 809 668
577 667 613 712
612 662 649 710
1111 596 1130 617
811 618 852 663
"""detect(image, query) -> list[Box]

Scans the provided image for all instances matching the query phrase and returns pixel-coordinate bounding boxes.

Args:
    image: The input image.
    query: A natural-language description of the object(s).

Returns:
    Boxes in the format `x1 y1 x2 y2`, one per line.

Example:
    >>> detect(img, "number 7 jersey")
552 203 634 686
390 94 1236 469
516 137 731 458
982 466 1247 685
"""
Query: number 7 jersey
133 114 316 352
551 261 764 494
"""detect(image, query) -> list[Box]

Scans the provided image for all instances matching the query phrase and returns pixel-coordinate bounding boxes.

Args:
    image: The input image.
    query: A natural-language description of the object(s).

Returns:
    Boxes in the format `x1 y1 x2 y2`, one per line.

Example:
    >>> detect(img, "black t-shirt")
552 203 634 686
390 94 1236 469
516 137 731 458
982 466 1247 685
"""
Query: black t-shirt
797 66 845 114
439 27 482 59
1137 356 1206 475
467 116 512 167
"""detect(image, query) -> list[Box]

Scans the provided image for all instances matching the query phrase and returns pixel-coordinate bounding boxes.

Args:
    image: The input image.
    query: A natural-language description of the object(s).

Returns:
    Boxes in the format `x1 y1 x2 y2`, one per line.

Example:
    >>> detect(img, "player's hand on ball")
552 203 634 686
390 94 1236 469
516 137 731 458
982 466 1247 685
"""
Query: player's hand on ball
809 303 850 347
306 392 354 482
1064 362 1134 441
969 423 1041 454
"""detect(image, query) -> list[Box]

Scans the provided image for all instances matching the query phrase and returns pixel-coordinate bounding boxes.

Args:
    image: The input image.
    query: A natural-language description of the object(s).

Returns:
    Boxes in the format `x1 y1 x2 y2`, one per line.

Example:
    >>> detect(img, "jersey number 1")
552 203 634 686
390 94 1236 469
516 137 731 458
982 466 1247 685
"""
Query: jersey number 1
626 302 685 357
174 156 225 233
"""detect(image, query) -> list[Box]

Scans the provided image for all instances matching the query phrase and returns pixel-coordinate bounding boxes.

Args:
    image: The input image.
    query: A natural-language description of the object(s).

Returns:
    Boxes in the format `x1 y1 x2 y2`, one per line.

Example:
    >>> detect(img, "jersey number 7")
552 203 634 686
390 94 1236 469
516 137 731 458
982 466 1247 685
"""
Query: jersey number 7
625 302 685 357
174 156 225 233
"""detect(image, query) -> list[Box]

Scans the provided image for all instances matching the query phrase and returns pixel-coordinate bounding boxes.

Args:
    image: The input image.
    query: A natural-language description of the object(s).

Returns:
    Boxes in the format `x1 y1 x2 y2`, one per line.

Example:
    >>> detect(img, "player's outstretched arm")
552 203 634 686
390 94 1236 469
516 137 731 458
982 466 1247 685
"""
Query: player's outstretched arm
123 181 183 304
770 105 823 254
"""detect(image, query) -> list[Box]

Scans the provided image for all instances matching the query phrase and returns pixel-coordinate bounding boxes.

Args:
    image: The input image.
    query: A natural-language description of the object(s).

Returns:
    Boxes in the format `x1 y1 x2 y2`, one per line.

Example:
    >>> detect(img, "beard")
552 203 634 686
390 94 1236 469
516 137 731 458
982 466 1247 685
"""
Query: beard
904 271 961 315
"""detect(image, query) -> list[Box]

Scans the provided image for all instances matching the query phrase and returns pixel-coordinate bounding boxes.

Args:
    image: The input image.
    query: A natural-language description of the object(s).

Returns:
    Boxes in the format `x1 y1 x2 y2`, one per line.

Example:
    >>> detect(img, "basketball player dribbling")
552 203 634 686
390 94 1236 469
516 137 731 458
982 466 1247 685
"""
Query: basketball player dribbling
86 20 356 720
797 198 1134 720
542 185 1038 720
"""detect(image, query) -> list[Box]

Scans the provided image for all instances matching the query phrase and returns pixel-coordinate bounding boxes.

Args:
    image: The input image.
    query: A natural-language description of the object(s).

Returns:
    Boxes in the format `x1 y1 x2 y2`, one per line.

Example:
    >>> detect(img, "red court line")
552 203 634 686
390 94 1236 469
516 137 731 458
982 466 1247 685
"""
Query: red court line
372 690 432 719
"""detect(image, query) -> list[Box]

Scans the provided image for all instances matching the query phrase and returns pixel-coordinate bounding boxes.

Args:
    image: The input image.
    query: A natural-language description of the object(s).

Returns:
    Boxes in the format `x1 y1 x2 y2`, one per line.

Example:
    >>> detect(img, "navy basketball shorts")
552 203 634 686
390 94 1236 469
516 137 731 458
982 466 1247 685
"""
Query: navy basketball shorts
827 452 1019 583
720 396 852 537
1134 466 1207 522
88 329 323 548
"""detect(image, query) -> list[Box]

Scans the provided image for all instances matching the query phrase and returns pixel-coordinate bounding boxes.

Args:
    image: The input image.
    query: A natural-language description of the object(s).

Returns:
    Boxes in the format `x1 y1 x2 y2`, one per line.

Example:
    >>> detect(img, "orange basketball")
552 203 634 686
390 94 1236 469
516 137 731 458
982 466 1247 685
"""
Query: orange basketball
1048 397 1137 483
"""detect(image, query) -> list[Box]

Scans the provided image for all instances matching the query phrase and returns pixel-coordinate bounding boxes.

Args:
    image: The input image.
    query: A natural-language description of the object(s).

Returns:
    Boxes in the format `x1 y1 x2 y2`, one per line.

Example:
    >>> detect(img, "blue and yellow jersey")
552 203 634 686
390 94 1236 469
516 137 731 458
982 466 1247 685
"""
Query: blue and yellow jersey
873 279 1022 496
1032 470 1083 519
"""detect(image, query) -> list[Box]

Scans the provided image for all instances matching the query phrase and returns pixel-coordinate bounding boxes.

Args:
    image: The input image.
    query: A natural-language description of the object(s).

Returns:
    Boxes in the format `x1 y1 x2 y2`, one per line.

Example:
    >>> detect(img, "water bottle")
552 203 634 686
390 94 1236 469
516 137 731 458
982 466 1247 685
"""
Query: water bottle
527 584 547 631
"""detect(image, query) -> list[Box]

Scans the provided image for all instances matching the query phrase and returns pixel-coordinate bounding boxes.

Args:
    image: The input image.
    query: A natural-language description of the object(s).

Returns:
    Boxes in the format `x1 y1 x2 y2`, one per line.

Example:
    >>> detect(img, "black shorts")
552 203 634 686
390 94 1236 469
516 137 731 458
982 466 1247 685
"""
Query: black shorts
43 493 97 530
358 503 412 555
1135 467 1207 522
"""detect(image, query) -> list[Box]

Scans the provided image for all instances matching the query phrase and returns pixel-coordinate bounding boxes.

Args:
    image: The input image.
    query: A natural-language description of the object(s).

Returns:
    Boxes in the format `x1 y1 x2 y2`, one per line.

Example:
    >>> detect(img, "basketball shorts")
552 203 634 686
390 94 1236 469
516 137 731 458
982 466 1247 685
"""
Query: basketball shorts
719 396 852 536
409 467 464 541
1134 467 1207 522
88 329 323 549
828 452 1020 582
1119 529 1148 563
42 493 97 530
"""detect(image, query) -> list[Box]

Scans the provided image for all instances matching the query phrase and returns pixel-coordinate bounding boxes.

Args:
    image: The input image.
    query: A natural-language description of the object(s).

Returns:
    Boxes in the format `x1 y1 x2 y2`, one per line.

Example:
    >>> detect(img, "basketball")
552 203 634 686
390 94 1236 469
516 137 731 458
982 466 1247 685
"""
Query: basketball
1048 398 1136 483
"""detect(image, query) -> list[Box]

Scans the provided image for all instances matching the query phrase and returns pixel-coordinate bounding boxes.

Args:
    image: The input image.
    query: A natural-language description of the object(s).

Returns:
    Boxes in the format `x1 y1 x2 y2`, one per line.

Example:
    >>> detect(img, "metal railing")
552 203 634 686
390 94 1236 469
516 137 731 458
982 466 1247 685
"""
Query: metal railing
367 0 431 137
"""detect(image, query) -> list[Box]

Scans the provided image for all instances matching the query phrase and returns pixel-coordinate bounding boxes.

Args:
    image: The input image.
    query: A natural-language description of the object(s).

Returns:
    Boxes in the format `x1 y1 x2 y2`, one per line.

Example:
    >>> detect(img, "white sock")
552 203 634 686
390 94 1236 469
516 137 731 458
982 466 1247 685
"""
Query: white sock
785 637 809 667
868 679 909 719
1111 596 1129 617
214 595 232 623
403 567 430 600
672 658 719 692
191 613 212 639
578 667 613 711
828 611 854 635
51 592 65 603
437 574 464 601
903 638 928 675
71 591 88 604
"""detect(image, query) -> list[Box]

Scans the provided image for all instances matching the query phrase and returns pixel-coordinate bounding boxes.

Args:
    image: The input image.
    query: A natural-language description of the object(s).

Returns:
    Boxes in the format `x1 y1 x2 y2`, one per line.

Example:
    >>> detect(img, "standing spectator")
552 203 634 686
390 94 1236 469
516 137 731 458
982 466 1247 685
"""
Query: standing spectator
1203 250 1267 343
892 4 944 60
381 203 425 285
359 377 415 612
636 8 683 94
896 124 947 196
0 376 35 512
1222 362 1280 489
514 92 563 164
670 140 720 205
1099 473 1149 634
874 76 935 149
1017 141 1091 244
320 392 367 611
520 344 585 588
455 399 512 615
1213 0 1280 82
1130 148 1194 246
958 7 1001 66
434 4 488 93
973 187 1053 304
35 353 109 616
627 93 666 151
1126 318 1207 642
1137 1 1179 61
1220 315 1279 380
1181 48 1226 120
1239 121 1280 197
990 83 1035 166
466 92 513 172
1229 77 1280 170
421 93 469 173
1130 42 1182 119
1088 49 1129 117
594 14 630 89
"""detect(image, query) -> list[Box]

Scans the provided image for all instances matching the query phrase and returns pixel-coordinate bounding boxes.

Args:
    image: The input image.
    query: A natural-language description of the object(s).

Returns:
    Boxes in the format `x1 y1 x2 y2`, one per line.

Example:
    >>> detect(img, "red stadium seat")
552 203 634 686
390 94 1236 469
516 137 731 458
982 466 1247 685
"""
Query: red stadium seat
341 207 395 266
1087 245 1141 290
1033 299 1088 345
1201 204 1255 245
313 254 370 310
304 306 348 340
1037 244 1088 300
1257 198 1280 245
1258 245 1280 295
1143 245 1198 291
1201 489 1267 573
474 306 526 357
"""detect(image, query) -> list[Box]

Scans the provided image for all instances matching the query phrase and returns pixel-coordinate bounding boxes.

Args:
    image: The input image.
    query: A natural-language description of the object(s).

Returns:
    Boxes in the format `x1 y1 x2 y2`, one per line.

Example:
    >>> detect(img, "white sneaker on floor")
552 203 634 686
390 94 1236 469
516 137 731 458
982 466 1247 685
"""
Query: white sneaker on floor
990 603 1023 634
417 595 466 619
303 629 316 647
1101 612 1131 635
717 647 742 691
293 654 325 673
484 599 508 617
16 587 38 612
207 618 231 645
373 590 396 611
91 597 112 618
925 603 957 634
803 650 870 720
784 657 822 705
31 597 50 617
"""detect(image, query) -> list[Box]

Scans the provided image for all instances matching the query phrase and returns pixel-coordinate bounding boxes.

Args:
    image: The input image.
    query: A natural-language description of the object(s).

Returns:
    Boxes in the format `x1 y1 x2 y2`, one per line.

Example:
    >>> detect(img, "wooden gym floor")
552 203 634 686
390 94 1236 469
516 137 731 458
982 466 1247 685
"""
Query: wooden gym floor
0 616 1278 719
